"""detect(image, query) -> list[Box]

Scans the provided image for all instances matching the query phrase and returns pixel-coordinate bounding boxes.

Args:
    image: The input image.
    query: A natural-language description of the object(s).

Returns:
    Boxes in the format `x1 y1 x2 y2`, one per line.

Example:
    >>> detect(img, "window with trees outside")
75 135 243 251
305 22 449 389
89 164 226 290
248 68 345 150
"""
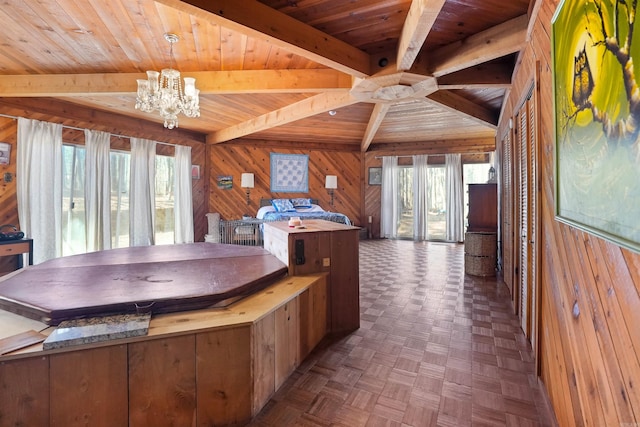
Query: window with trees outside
61 144 175 256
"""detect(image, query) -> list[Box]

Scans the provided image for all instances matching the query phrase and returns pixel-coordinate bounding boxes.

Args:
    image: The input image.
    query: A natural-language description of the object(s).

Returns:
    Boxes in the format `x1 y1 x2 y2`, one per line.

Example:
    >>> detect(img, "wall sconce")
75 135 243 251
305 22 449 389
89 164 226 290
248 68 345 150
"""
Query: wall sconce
241 173 254 205
325 175 337 207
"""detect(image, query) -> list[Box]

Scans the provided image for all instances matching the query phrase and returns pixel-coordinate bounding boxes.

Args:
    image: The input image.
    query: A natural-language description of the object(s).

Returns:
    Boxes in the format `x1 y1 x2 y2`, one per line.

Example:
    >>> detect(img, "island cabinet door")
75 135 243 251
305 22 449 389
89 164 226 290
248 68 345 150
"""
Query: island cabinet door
0 356 49 427
50 345 128 427
128 335 197 427
275 298 299 390
196 326 253 426
299 275 328 359
252 311 276 414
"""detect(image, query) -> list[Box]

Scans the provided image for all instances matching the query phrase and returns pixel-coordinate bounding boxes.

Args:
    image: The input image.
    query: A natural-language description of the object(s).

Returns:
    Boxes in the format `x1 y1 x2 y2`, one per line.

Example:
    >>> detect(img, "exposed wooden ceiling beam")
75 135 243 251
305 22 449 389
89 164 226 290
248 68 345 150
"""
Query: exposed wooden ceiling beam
156 0 371 78
361 103 391 152
396 0 448 71
368 137 496 154
436 62 513 89
430 14 528 77
426 90 499 128
0 70 352 97
207 92 358 144
0 98 205 144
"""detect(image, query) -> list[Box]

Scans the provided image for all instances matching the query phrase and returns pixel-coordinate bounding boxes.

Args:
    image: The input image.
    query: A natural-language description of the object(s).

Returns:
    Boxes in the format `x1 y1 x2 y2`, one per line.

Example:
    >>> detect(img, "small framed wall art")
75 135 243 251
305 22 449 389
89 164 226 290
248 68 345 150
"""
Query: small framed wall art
0 142 10 165
368 167 382 185
191 165 200 180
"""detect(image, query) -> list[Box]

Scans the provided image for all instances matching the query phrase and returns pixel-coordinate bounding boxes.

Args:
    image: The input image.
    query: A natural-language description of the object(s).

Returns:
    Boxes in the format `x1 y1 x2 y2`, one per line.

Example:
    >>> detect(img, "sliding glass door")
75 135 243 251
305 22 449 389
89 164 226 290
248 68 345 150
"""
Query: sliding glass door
426 166 446 240
395 164 446 240
397 166 413 238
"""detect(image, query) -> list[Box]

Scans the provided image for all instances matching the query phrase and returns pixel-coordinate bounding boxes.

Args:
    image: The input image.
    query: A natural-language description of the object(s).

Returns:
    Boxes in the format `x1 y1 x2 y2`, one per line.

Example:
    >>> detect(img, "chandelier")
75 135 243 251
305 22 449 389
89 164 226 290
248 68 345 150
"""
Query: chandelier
135 33 200 129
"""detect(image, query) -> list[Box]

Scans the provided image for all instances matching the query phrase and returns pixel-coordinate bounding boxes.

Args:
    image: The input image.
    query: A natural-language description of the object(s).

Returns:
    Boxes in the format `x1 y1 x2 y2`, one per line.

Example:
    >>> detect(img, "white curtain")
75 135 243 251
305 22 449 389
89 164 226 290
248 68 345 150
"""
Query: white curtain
380 156 398 239
130 138 156 247
174 145 194 243
84 129 112 252
17 118 63 264
412 154 429 241
445 153 464 242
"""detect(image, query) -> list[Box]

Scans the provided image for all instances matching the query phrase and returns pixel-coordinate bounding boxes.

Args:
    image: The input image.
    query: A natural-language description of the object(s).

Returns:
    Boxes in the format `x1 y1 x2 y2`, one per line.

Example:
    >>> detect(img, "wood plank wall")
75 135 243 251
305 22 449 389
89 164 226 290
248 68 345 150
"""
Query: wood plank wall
0 117 18 273
499 1 640 425
0 100 208 275
207 140 362 228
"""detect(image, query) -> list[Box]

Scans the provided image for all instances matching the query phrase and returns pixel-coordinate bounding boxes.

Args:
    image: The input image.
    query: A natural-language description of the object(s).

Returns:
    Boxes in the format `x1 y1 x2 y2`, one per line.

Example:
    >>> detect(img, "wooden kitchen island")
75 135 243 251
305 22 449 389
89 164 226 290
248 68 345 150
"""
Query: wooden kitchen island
263 219 360 334
0 244 329 427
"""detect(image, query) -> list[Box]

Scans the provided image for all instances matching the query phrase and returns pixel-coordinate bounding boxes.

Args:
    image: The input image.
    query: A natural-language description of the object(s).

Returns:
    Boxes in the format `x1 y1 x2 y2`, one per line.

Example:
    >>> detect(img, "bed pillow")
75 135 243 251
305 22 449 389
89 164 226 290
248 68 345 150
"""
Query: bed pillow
291 198 313 209
272 198 296 212
256 205 275 219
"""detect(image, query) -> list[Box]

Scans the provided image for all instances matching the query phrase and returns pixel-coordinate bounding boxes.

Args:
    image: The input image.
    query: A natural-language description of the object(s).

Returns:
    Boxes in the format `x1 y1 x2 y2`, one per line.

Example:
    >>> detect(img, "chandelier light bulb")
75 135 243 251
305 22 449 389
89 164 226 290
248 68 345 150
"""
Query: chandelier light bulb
135 33 200 129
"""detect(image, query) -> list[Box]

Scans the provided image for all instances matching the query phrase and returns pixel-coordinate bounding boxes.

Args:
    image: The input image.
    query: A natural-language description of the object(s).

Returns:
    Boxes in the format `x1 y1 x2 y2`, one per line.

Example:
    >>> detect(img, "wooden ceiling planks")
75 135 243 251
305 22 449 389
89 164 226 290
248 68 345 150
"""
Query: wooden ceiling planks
0 0 532 152
247 103 376 145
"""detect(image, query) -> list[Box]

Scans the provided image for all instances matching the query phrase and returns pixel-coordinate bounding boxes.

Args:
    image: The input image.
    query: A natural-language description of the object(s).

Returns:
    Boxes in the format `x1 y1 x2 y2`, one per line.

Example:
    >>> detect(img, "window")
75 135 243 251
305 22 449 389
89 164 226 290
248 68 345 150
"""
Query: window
110 151 130 248
426 165 446 240
61 144 175 255
154 154 175 245
62 145 87 256
397 166 413 238
395 164 446 240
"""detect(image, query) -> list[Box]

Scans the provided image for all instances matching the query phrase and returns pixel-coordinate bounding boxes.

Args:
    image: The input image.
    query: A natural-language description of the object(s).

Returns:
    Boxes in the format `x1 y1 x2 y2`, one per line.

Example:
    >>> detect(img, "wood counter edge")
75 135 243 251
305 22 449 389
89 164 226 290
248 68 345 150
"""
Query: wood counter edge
0 273 327 361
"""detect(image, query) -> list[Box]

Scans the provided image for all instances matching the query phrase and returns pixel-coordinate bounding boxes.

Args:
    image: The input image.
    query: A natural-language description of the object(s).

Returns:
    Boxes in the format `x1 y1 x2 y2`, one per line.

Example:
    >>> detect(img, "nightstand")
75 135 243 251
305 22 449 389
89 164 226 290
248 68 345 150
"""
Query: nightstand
0 238 33 269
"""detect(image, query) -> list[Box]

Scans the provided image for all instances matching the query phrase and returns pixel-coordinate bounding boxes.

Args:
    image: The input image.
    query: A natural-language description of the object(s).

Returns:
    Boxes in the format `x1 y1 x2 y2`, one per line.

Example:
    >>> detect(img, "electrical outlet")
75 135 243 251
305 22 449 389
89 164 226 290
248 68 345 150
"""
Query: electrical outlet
3 172 12 183
322 257 330 267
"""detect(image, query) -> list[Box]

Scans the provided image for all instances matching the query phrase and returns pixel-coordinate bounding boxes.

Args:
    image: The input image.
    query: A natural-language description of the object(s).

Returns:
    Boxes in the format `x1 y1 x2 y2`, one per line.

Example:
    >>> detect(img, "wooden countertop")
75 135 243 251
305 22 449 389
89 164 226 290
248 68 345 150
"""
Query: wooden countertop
0 273 326 361
264 219 360 233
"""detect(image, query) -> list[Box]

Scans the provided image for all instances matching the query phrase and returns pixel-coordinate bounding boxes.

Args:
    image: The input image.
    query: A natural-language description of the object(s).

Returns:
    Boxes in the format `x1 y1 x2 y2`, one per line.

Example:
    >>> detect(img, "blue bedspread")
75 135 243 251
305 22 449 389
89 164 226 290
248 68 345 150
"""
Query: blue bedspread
262 211 351 225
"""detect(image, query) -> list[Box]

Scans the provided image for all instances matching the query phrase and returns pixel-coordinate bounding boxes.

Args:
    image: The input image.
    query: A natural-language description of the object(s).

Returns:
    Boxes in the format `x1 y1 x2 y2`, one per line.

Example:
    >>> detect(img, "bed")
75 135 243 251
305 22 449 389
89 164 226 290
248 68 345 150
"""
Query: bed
257 198 351 225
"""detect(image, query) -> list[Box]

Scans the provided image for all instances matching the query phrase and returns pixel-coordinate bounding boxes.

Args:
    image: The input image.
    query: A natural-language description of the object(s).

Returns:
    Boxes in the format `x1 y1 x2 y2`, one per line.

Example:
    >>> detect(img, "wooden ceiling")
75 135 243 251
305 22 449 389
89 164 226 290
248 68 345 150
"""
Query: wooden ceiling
0 0 533 152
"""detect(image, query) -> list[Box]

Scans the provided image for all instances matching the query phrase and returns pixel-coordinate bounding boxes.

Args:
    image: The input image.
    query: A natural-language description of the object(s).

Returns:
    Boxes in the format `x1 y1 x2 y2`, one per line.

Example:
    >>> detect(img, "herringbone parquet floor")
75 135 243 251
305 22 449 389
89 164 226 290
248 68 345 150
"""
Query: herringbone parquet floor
249 239 556 426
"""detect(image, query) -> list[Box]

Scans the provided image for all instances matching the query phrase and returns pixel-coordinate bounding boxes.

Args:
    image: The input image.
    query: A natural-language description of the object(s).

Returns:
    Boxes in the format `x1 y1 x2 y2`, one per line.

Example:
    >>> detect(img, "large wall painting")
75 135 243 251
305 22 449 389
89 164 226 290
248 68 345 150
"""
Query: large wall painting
553 0 640 252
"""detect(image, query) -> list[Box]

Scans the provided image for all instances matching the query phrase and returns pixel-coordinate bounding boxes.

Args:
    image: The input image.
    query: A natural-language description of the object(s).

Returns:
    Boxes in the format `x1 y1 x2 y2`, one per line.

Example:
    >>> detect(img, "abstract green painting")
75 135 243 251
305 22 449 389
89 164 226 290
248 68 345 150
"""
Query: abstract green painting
553 0 640 252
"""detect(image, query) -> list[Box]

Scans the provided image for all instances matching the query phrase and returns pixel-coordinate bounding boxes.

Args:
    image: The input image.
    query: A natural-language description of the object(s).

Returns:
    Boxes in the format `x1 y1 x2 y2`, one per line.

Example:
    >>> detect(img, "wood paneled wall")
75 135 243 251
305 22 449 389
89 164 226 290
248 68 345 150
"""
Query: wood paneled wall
0 117 18 273
0 101 208 275
207 140 362 228
499 1 640 425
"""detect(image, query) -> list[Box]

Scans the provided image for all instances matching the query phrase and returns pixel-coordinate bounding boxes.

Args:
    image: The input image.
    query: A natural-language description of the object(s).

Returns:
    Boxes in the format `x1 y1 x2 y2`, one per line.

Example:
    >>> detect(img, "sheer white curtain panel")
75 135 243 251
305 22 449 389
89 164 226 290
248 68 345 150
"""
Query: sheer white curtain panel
380 156 398 239
84 129 112 252
174 145 194 243
130 138 156 247
412 154 429 241
445 153 464 242
17 118 63 264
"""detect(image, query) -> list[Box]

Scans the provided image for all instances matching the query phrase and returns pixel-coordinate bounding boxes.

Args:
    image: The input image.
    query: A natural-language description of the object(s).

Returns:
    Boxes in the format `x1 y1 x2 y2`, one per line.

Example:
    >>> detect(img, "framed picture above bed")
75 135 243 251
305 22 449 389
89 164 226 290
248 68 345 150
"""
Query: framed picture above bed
270 153 309 193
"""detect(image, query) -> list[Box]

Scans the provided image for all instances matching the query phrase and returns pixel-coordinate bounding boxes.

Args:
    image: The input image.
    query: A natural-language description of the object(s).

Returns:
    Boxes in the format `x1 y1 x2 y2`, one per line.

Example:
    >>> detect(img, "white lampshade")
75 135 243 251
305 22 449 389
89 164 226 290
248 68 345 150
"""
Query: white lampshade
325 175 337 189
241 173 254 188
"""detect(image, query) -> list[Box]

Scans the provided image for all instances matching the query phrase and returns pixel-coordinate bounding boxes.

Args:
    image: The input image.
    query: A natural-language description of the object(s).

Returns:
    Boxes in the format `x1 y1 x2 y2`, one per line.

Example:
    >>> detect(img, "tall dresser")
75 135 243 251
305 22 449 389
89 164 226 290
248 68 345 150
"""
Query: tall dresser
465 183 498 276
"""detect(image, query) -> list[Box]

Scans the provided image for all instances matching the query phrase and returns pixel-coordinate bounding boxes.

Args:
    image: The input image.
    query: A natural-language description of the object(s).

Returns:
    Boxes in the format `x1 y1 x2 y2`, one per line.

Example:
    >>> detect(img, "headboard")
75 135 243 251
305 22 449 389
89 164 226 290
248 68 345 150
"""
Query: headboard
260 198 319 207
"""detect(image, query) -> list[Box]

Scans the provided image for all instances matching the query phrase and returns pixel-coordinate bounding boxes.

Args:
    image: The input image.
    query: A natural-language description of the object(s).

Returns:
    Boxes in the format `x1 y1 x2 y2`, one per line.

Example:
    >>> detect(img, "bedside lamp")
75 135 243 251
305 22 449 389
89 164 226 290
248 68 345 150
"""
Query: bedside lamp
241 173 254 205
325 175 337 207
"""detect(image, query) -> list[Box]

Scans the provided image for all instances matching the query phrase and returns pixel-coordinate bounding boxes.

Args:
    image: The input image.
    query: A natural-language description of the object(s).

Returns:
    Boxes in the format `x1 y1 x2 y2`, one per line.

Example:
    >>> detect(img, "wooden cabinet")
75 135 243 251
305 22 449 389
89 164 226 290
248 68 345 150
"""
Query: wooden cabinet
467 183 497 232
0 275 328 427
263 220 360 334
275 299 299 389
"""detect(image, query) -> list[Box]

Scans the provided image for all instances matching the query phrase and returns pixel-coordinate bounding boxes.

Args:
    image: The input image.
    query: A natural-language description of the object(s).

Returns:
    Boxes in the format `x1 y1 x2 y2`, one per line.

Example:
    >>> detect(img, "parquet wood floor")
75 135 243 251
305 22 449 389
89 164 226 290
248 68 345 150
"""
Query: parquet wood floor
249 240 557 427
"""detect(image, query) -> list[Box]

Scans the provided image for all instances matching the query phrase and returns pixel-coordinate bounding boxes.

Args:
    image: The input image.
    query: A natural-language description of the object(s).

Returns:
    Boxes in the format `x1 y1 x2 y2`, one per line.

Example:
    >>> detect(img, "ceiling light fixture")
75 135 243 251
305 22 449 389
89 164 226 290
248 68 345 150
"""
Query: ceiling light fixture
328 110 337 116
135 33 200 129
